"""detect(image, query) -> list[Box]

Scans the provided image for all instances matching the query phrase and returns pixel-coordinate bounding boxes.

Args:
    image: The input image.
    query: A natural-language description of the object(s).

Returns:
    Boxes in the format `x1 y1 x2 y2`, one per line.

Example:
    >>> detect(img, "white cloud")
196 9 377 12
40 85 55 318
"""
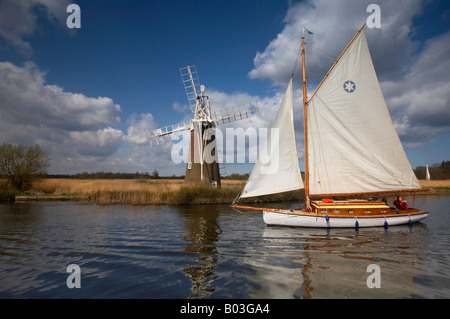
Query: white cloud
248 0 423 84
0 62 121 131
123 113 157 146
0 61 124 173
0 0 71 55
383 31 450 143
172 101 190 113
69 128 123 156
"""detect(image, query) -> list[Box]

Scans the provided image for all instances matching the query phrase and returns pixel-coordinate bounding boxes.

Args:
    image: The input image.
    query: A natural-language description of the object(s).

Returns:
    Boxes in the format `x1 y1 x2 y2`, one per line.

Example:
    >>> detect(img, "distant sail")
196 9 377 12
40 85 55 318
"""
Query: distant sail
240 78 304 198
426 164 431 180
307 30 420 195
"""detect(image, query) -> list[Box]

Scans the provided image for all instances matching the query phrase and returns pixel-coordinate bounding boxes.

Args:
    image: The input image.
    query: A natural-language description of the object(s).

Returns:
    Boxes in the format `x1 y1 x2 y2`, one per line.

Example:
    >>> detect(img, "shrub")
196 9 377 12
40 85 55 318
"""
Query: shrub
0 143 50 191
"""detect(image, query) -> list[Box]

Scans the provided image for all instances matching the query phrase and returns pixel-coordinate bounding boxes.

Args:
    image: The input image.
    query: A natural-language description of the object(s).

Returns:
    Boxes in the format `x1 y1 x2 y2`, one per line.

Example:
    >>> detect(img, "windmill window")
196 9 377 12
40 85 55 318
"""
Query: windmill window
188 162 192 169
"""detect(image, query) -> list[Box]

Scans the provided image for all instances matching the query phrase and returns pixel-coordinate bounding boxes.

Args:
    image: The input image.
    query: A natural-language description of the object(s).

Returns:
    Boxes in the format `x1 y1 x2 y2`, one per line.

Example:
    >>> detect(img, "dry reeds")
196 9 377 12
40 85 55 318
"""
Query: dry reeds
419 179 450 188
36 179 181 194
33 179 245 205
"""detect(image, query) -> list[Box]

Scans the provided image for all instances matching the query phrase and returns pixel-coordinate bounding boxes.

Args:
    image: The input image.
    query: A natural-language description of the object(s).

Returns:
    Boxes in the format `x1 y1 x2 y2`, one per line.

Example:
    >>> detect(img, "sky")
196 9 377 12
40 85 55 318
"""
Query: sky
0 0 449 176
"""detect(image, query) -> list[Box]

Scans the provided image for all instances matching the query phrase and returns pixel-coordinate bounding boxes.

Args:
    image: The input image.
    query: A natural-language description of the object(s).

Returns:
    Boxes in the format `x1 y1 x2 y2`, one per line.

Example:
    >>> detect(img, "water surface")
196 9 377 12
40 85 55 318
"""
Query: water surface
0 195 449 298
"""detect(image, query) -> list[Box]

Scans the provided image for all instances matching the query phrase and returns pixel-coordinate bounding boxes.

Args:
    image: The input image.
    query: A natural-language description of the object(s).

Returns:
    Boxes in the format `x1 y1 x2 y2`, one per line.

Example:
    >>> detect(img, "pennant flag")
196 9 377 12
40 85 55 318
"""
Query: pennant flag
303 27 313 34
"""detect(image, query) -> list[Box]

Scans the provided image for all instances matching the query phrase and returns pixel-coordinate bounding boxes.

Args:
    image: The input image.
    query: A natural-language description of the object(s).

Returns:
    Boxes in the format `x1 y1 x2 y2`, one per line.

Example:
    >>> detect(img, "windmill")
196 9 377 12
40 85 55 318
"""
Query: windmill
148 65 258 188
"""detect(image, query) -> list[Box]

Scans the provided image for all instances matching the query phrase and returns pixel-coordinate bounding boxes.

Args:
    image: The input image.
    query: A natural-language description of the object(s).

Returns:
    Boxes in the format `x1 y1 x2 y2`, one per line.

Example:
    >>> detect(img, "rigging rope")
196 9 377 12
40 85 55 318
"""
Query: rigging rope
291 42 303 77
309 44 337 60
414 193 428 209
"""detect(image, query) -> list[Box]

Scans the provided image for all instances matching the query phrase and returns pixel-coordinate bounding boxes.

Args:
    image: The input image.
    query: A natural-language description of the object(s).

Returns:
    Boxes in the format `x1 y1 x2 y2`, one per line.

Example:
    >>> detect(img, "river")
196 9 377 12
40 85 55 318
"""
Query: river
0 195 449 299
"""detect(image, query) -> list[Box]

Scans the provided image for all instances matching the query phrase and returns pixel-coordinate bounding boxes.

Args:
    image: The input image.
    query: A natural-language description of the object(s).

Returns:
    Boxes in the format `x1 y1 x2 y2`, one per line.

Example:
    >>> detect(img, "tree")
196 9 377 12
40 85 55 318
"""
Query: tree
0 143 50 191
151 170 160 179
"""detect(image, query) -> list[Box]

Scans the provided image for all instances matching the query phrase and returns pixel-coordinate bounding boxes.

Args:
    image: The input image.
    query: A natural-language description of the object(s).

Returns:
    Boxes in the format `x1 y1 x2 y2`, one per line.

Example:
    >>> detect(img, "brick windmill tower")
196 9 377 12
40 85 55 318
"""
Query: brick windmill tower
148 65 258 188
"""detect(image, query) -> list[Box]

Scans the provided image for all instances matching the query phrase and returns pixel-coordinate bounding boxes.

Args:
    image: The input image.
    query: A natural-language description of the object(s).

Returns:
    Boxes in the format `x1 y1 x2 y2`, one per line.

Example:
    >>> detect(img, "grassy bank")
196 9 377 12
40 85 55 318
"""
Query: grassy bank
2 178 449 205
419 180 450 194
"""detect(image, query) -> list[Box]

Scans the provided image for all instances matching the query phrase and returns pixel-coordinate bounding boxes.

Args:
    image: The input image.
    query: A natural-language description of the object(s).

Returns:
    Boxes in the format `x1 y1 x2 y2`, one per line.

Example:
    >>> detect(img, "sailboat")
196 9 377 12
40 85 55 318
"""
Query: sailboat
232 24 428 228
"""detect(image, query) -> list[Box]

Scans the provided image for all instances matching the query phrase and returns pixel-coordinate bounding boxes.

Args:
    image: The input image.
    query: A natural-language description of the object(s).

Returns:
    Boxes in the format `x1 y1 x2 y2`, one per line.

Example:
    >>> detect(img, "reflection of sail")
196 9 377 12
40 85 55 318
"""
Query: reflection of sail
305 228 423 298
180 205 221 298
261 226 424 298
245 227 308 299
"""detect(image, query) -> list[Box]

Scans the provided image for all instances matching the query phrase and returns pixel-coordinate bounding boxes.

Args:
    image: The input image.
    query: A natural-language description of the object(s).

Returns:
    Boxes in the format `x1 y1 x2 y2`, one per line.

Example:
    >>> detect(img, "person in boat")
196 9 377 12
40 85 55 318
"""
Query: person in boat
393 196 401 209
399 197 408 210
394 196 408 210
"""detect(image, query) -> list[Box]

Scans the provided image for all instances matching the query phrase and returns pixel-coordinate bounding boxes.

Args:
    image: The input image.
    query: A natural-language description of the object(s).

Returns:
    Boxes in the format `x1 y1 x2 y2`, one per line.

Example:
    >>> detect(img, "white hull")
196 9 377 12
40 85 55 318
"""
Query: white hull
263 210 428 228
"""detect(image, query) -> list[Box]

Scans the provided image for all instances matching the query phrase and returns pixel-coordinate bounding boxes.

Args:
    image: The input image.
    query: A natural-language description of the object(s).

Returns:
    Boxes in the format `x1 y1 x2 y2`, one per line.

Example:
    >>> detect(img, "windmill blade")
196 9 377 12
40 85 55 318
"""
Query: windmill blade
211 102 259 125
148 121 192 145
180 65 201 113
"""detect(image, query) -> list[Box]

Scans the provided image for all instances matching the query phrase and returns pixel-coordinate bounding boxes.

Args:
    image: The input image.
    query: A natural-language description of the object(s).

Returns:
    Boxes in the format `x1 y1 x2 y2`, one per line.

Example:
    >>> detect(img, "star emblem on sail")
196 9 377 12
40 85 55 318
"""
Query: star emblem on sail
343 80 356 93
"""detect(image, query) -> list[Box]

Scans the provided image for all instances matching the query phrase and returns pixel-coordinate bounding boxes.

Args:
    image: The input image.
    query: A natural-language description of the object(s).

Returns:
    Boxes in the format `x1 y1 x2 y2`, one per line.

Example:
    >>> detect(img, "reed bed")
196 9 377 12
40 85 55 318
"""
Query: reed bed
419 180 450 188
33 178 246 205
11 178 449 205
36 179 182 195
419 179 450 194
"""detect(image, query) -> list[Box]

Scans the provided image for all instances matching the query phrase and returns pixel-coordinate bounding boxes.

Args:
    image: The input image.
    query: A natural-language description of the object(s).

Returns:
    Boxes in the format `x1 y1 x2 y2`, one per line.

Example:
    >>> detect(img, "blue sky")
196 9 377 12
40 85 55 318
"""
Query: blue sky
0 0 449 176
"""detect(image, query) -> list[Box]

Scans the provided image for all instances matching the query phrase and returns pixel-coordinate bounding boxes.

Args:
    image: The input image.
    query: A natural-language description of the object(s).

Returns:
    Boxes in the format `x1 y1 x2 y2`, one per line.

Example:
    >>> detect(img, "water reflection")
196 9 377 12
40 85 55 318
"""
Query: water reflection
179 205 222 298
245 228 307 299
258 225 425 298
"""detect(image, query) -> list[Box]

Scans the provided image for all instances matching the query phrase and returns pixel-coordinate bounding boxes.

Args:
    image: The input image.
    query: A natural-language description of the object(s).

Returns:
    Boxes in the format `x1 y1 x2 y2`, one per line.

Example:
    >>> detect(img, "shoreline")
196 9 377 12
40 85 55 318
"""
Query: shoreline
2 179 450 205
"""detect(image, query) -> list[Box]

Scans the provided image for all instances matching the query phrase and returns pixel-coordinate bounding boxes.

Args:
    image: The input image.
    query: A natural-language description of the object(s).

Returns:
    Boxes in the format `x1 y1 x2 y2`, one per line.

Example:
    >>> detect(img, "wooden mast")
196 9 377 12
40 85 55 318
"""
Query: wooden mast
303 23 364 203
301 36 310 210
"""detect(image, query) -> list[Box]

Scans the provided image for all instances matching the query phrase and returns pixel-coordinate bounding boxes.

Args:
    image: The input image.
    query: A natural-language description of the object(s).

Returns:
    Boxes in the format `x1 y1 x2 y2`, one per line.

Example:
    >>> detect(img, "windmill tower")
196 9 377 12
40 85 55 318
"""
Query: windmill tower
149 65 258 188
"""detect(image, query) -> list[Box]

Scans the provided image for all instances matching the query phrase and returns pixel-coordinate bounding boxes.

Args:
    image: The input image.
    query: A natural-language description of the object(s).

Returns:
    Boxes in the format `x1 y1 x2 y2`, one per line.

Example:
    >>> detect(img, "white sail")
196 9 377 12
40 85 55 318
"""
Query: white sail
240 78 304 198
307 29 420 195
426 164 431 180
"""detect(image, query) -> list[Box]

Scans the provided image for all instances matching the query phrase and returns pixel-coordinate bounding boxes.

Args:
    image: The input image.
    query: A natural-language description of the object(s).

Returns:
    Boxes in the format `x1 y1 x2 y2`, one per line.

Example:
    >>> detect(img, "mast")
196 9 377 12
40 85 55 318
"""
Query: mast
301 36 310 210
302 24 364 204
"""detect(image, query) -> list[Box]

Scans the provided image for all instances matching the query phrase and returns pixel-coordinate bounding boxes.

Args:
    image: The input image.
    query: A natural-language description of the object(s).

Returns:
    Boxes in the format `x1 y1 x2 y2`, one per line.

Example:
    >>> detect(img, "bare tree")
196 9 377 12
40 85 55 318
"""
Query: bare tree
0 143 50 191
151 170 160 179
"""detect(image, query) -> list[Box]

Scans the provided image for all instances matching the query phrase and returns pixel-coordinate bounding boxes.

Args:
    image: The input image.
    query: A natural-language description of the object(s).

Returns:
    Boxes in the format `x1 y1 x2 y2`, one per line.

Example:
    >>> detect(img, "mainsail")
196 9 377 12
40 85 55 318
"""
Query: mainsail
306 29 420 195
240 78 304 198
